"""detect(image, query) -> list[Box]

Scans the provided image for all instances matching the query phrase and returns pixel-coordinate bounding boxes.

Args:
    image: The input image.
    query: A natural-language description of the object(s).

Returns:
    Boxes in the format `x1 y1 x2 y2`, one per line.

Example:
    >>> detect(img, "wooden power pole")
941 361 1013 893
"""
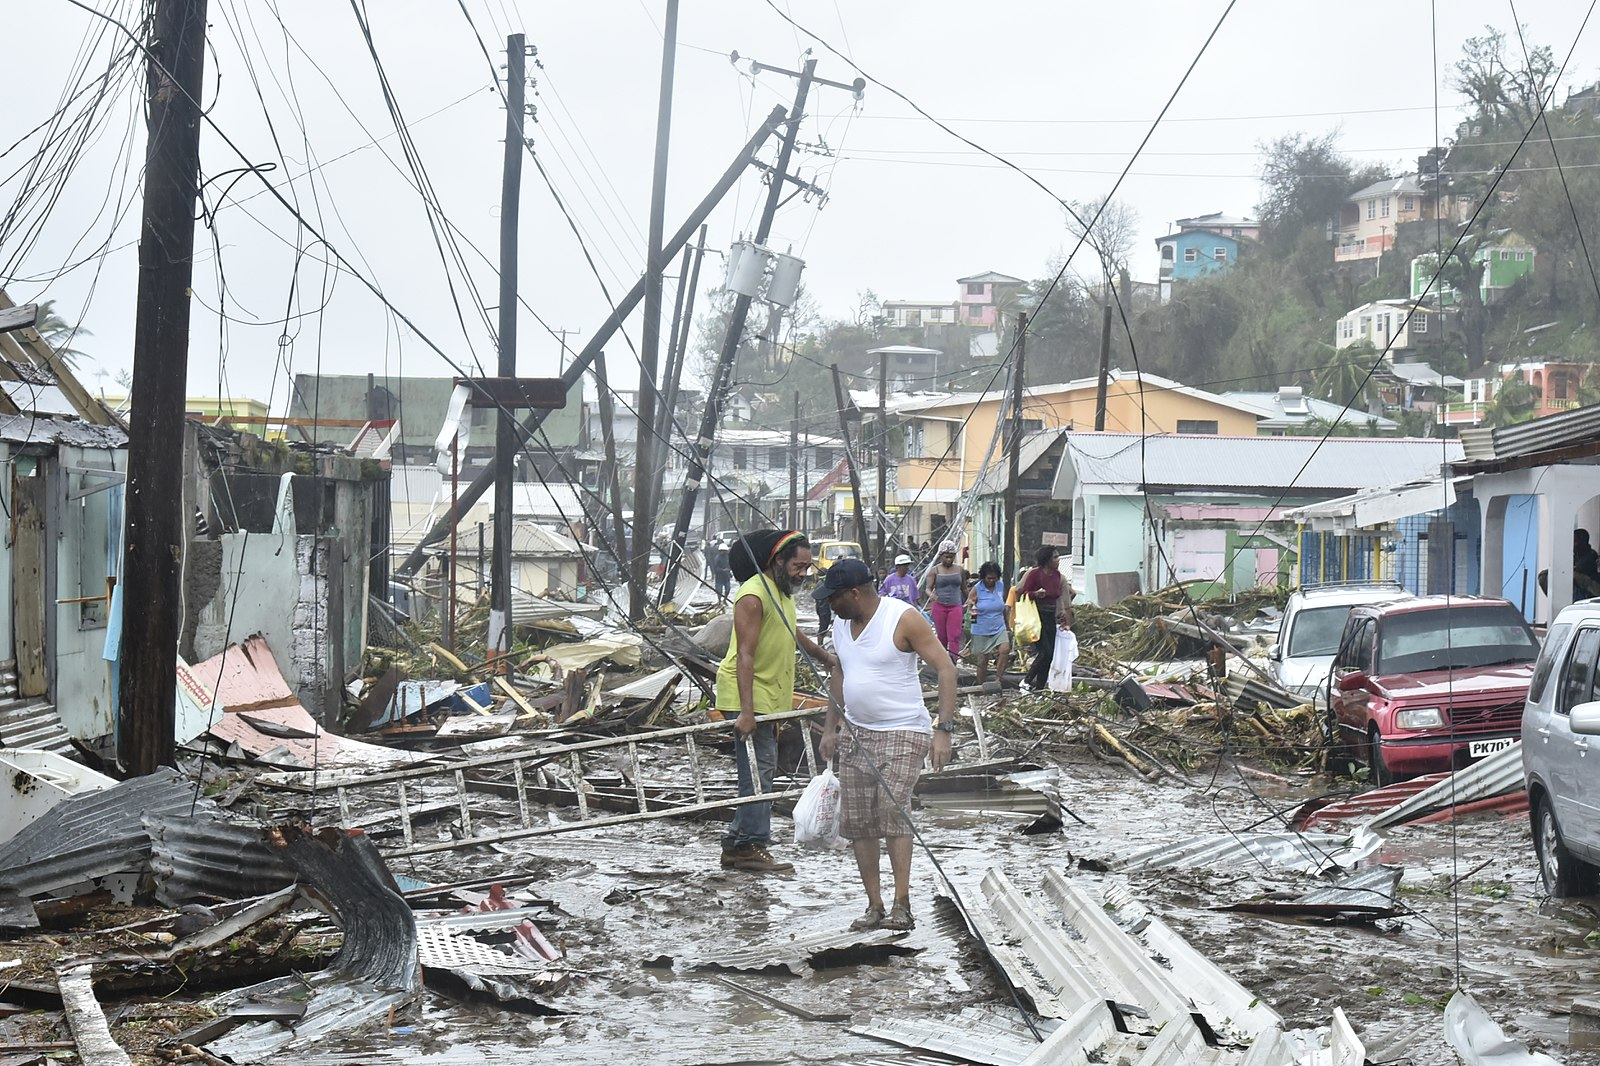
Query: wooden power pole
1002 314 1027 585
119 0 209 774
630 0 679 623
831 364 869 551
1094 300 1113 431
490 33 526 665
788 390 800 529
876 349 889 568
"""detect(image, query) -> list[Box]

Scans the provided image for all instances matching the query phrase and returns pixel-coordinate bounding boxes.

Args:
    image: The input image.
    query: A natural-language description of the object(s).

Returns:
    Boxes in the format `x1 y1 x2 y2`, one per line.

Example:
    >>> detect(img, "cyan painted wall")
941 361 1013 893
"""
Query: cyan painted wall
1158 231 1239 281
1500 494 1540 621
51 445 124 740
1079 493 1145 604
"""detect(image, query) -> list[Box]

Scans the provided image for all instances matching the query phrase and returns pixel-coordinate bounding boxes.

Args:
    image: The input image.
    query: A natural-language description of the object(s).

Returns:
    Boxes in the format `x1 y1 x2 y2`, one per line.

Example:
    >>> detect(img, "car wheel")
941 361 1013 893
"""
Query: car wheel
1533 794 1596 898
1367 727 1397 786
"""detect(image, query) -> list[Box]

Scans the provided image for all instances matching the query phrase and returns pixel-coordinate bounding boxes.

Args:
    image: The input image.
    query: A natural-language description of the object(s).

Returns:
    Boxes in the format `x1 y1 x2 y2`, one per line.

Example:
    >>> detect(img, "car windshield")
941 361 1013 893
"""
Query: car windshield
827 545 858 559
1286 605 1358 657
1376 604 1540 675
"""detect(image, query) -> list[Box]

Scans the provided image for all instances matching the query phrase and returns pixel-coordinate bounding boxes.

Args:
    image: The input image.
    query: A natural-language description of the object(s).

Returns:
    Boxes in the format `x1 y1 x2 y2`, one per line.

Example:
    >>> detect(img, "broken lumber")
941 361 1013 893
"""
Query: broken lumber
56 963 132 1066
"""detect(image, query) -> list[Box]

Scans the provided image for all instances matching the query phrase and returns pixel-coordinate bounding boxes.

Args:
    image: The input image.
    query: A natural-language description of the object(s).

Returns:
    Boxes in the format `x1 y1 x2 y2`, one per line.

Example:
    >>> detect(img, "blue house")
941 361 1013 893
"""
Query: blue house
1155 213 1257 303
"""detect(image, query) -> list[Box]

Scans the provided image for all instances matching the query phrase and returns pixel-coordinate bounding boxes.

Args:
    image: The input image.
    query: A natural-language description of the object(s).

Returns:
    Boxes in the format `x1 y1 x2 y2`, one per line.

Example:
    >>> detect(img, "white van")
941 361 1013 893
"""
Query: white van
1267 583 1412 704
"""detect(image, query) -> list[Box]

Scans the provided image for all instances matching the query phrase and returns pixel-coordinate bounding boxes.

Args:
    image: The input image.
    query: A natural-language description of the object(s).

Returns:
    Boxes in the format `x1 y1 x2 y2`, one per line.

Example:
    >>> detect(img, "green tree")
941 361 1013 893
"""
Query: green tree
1484 369 1538 426
1314 341 1384 412
34 299 91 368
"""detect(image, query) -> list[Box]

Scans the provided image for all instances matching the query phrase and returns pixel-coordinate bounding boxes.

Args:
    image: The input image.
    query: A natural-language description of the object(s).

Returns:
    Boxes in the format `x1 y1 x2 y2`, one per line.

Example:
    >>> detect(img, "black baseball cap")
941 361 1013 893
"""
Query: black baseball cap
813 557 873 601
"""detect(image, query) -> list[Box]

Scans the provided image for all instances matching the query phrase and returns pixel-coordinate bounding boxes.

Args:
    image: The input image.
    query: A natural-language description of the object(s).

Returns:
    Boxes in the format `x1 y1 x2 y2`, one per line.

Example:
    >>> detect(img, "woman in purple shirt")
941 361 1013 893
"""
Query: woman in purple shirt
879 553 920 606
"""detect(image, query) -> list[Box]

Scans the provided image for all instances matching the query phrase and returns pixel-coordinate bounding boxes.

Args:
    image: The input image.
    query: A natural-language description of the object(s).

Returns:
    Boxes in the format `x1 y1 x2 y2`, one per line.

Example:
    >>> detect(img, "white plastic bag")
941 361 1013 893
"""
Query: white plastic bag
1047 628 1079 692
793 767 842 848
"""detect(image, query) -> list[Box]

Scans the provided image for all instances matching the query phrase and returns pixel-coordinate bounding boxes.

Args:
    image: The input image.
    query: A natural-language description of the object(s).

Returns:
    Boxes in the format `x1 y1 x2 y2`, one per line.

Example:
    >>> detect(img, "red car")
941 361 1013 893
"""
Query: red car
1329 596 1539 783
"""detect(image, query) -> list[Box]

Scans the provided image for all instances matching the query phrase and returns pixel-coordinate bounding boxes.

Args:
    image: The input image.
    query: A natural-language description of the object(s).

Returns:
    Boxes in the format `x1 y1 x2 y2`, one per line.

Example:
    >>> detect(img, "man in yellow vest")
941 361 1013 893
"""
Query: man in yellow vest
716 529 835 873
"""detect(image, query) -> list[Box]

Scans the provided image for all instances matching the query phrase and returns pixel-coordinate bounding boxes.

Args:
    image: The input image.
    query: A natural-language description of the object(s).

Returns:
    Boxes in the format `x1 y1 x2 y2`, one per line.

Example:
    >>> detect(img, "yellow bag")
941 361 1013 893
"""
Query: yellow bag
1013 594 1041 645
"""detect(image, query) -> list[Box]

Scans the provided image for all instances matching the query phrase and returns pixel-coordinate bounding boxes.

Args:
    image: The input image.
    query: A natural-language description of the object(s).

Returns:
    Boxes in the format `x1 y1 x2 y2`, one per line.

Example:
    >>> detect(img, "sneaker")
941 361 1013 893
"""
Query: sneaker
730 845 794 873
881 900 914 931
720 845 750 869
848 903 885 932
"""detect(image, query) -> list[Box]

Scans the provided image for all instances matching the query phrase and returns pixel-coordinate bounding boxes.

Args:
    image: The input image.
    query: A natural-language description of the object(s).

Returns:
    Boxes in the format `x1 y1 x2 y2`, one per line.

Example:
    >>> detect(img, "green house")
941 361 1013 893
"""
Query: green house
1410 237 1535 306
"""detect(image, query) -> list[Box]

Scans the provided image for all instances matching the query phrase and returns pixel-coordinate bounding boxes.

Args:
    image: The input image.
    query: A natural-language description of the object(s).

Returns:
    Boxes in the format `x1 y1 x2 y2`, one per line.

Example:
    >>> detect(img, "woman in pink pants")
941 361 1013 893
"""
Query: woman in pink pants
922 541 967 658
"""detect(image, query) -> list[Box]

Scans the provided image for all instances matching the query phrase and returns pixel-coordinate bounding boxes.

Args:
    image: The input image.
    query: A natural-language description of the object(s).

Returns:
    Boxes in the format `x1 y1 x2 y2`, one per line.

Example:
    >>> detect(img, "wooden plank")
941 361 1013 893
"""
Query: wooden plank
0 304 37 335
55 963 133 1066
496 675 542 720
0 292 116 427
12 476 47 698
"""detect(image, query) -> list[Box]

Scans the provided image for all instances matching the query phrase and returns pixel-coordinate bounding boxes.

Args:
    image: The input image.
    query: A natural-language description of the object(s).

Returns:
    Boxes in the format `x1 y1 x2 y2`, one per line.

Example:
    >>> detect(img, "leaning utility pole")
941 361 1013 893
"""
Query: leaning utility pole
629 0 679 623
652 224 707 493
119 0 209 775
393 105 787 581
490 33 527 665
875 349 889 567
1002 314 1027 586
661 57 822 600
831 363 869 551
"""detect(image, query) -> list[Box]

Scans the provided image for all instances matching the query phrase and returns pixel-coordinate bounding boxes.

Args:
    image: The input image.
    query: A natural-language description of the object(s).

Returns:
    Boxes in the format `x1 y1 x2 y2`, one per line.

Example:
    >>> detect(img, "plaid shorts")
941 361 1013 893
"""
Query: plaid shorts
838 725 931 840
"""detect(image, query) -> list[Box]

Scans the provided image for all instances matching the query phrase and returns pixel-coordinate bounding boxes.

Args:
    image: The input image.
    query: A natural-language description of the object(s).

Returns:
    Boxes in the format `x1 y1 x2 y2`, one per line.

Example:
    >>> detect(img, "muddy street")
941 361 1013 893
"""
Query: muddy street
214 731 1600 1066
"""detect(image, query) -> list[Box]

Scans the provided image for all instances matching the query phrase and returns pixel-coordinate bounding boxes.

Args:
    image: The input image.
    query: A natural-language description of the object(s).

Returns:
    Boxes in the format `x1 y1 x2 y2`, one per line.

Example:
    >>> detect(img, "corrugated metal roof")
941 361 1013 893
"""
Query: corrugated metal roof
1059 432 1461 496
852 1007 1054 1065
509 523 582 557
1482 401 1600 461
973 429 1066 496
0 413 126 448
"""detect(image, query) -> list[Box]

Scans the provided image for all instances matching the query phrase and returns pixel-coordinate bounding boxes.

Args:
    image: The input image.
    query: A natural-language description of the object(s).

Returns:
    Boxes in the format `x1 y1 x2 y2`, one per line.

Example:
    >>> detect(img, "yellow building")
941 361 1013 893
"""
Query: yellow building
892 370 1261 547
99 393 276 437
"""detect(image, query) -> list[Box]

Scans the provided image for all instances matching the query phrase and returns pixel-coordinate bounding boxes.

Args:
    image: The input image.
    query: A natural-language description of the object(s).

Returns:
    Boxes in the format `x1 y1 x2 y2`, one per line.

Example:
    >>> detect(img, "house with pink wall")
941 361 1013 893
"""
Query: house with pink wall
957 271 1025 328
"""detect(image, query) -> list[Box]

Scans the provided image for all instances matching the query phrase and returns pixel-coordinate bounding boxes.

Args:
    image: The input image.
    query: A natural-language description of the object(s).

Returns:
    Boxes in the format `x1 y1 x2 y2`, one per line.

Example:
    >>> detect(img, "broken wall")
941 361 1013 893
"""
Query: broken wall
51 444 123 738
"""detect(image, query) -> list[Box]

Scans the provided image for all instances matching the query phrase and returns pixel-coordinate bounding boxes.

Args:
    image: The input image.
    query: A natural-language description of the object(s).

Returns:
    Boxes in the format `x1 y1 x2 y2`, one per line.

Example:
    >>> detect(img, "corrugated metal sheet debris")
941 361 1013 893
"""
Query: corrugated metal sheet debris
204 975 414 1062
852 1007 1058 1066
1482 401 1600 463
1119 828 1381 875
145 813 296 906
0 413 126 448
1224 675 1306 711
1361 741 1525 830
1444 989 1561 1066
682 926 918 975
0 767 198 926
1221 865 1403 922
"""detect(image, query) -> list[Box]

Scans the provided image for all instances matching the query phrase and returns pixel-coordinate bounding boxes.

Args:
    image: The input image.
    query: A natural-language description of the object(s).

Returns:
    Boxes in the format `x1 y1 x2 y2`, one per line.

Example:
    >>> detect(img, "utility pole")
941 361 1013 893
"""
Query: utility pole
1002 314 1027 586
394 104 787 582
662 57 833 601
630 0 679 623
788 390 800 529
594 351 633 604
119 0 209 775
653 224 707 495
490 33 526 667
553 327 579 372
876 350 889 568
1094 301 1113 431
831 363 869 552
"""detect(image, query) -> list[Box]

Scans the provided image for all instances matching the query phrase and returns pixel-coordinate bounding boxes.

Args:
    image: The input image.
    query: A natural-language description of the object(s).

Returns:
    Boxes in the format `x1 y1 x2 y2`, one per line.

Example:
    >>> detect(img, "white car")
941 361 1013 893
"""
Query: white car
1267 583 1412 704
1523 600 1600 896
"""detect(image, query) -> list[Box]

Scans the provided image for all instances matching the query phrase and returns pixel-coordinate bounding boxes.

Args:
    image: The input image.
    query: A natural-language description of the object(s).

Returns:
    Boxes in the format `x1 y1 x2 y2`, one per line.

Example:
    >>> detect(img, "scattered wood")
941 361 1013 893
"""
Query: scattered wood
56 963 132 1066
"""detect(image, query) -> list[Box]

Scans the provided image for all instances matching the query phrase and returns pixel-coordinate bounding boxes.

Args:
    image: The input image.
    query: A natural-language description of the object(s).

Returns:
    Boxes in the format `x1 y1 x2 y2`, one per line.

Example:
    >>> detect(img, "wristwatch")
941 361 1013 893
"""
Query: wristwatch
934 721 957 734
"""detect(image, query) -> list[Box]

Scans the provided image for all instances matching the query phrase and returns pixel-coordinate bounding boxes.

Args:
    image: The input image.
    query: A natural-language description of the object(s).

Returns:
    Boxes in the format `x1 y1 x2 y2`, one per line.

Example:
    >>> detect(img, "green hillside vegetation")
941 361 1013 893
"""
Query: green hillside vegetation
1023 28 1600 415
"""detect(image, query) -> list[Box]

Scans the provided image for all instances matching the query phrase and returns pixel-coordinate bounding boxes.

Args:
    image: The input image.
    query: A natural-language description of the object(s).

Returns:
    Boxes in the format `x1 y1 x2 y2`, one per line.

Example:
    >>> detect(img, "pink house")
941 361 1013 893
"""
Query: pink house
957 271 1025 328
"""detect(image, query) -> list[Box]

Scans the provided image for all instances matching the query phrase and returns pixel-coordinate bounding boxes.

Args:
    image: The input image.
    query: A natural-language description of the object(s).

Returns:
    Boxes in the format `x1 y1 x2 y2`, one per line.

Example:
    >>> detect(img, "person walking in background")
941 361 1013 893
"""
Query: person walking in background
922 541 967 659
711 540 733 605
879 553 920 606
966 561 1011 689
1018 546 1072 692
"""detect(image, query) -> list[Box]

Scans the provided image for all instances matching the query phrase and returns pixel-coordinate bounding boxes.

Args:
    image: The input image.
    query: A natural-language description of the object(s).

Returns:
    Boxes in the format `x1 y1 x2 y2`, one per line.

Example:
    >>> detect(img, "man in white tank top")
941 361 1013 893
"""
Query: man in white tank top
815 559 957 932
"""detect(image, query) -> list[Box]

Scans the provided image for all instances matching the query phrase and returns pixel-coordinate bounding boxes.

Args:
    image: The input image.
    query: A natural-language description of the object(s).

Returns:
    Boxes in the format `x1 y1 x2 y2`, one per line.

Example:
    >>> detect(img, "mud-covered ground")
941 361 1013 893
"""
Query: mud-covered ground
264 723 1600 1066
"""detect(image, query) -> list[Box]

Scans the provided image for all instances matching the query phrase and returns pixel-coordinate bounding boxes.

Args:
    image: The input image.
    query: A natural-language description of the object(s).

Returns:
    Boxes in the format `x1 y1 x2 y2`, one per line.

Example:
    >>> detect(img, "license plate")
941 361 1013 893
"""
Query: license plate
1469 738 1515 758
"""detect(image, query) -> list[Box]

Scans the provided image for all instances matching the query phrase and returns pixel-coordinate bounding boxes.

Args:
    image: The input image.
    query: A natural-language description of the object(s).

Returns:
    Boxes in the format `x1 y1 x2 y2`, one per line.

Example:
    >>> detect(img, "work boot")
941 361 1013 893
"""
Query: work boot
720 845 750 869
881 900 914 931
731 845 794 873
848 903 885 932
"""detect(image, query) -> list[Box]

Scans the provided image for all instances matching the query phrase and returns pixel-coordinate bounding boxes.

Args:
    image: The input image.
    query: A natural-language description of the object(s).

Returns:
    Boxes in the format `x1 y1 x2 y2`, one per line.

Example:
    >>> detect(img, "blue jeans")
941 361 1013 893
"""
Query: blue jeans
715 570 732 599
721 720 777 850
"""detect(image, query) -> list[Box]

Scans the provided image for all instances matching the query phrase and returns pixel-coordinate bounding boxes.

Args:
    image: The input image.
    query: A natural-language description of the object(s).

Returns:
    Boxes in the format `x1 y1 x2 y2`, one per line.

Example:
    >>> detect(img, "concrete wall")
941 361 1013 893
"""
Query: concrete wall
50 446 123 739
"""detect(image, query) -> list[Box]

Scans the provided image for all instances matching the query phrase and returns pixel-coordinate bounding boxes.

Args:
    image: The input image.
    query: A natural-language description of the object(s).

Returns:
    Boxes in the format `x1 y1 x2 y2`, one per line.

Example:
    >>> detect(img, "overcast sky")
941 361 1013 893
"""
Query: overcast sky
5 0 1598 421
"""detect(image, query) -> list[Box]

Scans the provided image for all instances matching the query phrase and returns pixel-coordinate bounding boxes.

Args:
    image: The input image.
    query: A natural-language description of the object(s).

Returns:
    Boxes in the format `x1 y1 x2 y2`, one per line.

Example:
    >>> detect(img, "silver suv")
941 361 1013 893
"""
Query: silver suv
1522 601 1600 896
1268 583 1411 704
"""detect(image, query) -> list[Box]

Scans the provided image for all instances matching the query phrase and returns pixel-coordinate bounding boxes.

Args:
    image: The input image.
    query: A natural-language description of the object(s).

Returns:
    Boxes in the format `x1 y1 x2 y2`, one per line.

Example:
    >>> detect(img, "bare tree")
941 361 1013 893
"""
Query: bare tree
1064 196 1139 283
